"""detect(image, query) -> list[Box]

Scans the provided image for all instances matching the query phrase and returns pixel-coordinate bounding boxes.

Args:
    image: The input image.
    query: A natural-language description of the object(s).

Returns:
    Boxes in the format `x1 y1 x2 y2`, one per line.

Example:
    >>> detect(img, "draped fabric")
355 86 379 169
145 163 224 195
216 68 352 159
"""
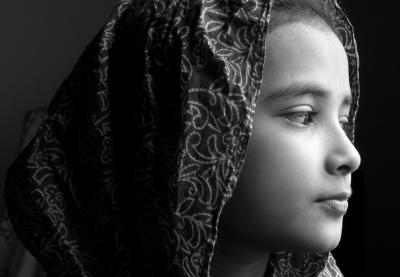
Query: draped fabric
1 108 47 277
3 0 359 276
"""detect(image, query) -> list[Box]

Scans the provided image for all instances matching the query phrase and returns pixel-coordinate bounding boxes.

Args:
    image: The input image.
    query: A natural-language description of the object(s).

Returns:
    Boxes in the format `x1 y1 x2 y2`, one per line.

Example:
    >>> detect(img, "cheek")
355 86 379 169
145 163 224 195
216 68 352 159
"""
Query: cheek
237 122 323 224
245 122 321 191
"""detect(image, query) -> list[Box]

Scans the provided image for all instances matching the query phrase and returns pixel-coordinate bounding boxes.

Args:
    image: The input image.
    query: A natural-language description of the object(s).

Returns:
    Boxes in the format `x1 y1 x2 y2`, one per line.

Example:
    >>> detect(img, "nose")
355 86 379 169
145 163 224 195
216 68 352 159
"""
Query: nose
325 125 361 176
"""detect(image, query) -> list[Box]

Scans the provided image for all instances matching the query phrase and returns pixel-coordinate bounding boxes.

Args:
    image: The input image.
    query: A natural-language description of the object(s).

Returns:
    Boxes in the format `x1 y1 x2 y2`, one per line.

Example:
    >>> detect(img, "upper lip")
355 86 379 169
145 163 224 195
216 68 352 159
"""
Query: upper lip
317 190 352 202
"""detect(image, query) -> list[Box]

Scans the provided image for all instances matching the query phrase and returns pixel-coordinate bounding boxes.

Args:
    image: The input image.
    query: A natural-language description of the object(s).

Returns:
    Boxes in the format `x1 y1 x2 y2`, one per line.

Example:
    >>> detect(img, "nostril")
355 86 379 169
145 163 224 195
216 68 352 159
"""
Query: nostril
337 164 351 174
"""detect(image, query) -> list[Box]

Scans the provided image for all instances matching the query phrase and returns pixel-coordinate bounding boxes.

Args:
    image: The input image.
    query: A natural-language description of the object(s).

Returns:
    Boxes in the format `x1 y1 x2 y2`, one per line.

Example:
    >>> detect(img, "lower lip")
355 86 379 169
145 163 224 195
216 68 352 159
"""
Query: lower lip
317 199 348 216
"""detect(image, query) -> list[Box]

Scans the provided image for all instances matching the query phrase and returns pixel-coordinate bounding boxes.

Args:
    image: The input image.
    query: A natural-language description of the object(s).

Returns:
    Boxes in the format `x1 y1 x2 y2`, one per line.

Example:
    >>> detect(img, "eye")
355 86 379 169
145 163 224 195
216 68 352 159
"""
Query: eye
283 111 317 127
284 111 349 130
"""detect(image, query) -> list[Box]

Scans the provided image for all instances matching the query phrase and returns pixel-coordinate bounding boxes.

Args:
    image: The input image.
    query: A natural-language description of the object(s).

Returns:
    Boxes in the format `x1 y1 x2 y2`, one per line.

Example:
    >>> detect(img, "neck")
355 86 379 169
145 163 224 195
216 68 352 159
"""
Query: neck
209 231 270 277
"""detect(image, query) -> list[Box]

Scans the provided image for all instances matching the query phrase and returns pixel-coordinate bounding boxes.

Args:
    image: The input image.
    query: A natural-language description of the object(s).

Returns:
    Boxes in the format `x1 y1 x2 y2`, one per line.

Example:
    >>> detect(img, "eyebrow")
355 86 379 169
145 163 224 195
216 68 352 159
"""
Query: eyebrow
263 83 353 107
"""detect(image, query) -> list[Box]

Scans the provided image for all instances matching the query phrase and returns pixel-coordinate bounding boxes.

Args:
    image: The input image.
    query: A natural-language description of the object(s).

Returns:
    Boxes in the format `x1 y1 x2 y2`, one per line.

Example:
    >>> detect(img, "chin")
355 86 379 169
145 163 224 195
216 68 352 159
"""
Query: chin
278 219 344 253
310 236 341 253
304 221 343 253
285 234 342 254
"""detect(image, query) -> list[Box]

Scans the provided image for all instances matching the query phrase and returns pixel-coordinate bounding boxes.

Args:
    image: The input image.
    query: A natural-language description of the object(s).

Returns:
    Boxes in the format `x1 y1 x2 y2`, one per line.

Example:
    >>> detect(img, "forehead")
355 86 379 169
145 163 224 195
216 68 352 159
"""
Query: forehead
260 22 350 103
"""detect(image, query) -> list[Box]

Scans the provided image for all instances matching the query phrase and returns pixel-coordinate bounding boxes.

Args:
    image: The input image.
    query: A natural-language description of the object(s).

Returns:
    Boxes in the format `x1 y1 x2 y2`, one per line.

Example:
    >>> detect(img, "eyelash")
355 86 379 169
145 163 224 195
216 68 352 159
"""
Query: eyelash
283 111 349 129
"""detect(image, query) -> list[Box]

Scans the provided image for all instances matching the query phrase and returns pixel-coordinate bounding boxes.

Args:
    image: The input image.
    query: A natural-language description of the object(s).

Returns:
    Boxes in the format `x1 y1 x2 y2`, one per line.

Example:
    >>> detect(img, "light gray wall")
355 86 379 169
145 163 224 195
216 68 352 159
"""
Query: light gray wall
0 0 117 200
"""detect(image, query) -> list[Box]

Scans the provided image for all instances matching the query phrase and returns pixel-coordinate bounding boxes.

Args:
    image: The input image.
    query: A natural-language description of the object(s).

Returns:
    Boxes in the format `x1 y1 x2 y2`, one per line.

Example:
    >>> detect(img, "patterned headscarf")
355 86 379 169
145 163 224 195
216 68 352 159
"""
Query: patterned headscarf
4 0 359 276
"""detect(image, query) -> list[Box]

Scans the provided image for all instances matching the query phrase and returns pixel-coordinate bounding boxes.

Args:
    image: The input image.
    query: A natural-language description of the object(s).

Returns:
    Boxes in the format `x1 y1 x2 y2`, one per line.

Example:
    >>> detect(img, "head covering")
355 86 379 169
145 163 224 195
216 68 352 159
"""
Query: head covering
4 0 359 276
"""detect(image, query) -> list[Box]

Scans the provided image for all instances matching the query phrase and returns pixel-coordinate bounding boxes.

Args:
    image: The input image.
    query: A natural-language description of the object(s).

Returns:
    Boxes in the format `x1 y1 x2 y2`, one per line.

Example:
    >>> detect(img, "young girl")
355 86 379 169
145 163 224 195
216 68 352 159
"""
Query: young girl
4 0 360 276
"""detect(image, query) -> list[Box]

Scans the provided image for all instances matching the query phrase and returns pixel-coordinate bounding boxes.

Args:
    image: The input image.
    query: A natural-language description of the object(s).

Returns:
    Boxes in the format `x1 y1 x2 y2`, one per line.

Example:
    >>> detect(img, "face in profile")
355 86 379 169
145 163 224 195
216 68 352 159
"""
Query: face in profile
218 22 361 254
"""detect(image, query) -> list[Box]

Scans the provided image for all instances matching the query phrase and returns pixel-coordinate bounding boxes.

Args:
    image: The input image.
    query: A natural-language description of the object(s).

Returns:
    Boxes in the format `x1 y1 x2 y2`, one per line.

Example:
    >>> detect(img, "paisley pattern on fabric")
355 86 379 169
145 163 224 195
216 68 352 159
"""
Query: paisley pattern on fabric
4 0 359 276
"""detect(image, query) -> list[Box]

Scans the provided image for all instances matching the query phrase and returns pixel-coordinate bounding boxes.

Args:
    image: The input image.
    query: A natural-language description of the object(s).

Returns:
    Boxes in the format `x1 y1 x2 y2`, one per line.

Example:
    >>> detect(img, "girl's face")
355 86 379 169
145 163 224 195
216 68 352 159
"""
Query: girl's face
218 22 361 254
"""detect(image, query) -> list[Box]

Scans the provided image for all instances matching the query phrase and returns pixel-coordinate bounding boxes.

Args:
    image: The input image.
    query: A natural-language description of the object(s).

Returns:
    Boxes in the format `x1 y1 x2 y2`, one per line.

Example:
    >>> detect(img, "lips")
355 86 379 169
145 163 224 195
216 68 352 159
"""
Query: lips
316 190 352 202
318 199 349 215
316 190 351 216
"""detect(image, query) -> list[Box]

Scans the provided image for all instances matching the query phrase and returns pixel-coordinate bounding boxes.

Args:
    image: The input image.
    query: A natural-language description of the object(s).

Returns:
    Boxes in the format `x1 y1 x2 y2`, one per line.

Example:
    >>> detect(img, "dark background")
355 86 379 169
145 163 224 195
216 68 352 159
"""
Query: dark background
0 1 399 276
333 1 400 276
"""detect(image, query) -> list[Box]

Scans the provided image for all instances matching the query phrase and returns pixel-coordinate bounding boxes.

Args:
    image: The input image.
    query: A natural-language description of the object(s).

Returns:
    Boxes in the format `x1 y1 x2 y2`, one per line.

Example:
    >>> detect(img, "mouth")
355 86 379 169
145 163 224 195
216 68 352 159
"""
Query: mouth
315 191 351 216
316 199 348 216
